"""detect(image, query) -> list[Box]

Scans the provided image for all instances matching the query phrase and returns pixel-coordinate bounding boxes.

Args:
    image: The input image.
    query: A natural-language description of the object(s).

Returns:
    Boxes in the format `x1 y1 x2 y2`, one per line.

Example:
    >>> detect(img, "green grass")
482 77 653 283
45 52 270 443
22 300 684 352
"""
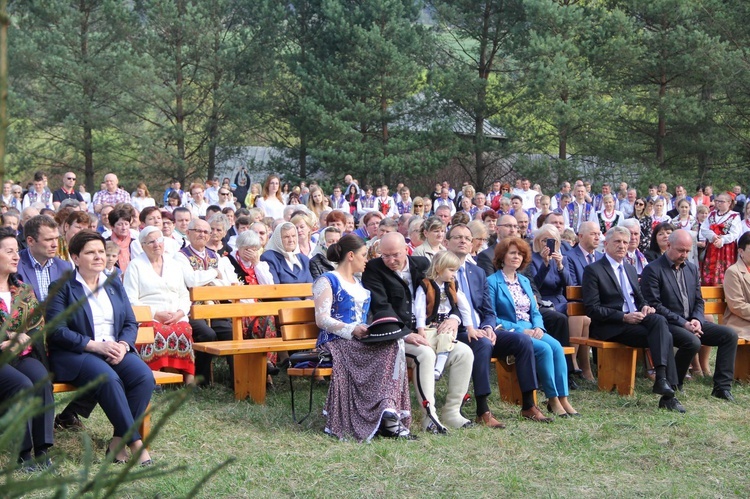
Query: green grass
12 363 750 498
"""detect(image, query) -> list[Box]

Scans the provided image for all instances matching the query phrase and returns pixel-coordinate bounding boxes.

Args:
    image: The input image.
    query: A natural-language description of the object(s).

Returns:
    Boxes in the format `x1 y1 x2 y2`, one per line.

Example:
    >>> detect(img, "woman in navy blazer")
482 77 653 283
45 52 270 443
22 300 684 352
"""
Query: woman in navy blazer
487 237 579 419
46 231 154 465
528 224 570 314
259 222 313 287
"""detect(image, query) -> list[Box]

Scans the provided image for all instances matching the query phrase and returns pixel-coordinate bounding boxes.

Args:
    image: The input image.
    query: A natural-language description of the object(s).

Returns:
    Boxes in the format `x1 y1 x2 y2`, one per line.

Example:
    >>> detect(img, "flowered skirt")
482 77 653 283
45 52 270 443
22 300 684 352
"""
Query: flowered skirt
242 315 278 365
138 321 195 375
701 242 737 285
322 338 411 442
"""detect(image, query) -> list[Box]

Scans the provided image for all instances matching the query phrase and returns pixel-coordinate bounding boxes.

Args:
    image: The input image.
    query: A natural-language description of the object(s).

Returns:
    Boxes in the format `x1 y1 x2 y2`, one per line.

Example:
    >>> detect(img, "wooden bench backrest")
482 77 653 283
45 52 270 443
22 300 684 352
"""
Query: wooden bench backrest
132 305 155 345
278 307 318 341
190 284 315 341
190 283 313 302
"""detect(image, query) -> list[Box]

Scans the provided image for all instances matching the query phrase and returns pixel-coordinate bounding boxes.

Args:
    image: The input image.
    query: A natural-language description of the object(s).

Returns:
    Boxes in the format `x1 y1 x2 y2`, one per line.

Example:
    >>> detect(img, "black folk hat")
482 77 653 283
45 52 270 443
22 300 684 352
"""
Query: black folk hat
359 311 410 344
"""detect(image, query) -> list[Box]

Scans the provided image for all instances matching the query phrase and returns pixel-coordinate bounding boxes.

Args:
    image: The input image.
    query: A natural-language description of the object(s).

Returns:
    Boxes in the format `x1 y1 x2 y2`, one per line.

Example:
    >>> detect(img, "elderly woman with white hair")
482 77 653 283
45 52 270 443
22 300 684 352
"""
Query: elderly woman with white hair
226 229 279 379
123 226 195 384
258 221 313 286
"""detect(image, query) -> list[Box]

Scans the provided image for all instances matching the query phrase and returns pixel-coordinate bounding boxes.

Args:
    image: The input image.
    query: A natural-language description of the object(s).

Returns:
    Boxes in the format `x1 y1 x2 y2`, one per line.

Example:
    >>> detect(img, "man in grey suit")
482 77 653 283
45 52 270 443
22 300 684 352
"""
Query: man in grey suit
640 229 737 401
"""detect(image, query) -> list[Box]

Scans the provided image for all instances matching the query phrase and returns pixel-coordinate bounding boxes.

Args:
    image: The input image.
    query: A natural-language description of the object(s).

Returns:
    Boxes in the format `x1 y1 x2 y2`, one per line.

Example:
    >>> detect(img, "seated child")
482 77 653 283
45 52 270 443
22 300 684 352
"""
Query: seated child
104 240 123 280
414 250 476 380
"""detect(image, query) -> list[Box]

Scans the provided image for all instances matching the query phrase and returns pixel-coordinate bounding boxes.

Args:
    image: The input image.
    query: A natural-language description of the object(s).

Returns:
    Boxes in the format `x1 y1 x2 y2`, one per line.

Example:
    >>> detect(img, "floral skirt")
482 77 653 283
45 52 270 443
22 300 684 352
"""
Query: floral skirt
138 321 195 375
322 338 410 442
242 315 278 365
701 242 737 285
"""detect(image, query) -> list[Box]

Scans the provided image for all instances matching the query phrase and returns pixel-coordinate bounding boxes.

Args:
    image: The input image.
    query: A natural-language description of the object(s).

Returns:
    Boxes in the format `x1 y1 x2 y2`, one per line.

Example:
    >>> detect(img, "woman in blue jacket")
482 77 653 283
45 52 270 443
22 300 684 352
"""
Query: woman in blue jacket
487 237 580 418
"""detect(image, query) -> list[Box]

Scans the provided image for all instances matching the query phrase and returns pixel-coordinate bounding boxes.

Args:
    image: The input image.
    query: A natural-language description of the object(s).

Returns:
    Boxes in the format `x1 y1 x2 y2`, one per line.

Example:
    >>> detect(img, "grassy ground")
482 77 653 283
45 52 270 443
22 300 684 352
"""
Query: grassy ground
15 362 750 498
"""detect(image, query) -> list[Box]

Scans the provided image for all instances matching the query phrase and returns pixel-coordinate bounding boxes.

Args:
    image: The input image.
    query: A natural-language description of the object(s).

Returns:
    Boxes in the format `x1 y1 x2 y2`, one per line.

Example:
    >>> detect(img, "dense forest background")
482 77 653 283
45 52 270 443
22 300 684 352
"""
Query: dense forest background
6 0 750 196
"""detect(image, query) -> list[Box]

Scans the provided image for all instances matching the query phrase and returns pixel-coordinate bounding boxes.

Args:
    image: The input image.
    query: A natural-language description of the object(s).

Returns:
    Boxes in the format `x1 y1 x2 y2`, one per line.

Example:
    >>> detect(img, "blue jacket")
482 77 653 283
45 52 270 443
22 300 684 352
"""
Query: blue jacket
566 245 602 287
487 271 545 332
260 250 313 285
45 273 137 381
529 252 570 313
16 249 72 301
459 261 496 330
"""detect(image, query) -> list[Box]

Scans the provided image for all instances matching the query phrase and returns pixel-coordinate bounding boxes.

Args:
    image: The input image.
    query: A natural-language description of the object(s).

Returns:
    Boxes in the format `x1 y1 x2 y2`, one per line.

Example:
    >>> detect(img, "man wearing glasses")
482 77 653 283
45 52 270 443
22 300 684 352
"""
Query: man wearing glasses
217 188 236 210
52 172 85 210
175 218 239 385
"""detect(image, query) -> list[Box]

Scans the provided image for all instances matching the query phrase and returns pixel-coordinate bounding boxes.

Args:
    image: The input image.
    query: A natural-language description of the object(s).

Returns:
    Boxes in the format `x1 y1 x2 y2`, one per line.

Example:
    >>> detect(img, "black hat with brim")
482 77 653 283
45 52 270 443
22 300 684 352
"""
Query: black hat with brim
359 314 410 344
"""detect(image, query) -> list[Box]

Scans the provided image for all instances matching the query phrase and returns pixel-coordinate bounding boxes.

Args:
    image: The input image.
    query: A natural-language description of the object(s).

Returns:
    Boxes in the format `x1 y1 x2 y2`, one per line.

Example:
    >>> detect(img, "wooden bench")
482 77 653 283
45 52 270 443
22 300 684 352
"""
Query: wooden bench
190 284 316 402
493 347 575 406
53 306 184 442
566 285 749 395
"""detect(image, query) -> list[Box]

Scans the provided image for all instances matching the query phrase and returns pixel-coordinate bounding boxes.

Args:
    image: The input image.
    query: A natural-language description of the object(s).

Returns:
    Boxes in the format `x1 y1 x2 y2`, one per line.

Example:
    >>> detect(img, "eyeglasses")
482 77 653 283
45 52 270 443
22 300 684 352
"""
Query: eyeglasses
219 192 230 196
66 177 76 180
144 237 164 246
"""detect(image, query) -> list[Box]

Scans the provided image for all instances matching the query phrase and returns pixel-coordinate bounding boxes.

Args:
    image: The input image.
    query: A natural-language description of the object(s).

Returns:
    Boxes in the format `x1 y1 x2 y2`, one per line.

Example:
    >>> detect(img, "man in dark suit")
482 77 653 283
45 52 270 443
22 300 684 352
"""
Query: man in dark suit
476 214 519 274
582 226 685 412
445 224 542 426
567 221 602 287
362 232 474 434
640 229 737 400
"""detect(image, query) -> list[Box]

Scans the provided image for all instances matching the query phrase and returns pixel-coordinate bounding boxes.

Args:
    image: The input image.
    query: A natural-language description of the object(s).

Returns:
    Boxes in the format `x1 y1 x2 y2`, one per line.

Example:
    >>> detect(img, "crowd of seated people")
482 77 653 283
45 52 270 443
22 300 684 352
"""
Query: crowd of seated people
2 169 750 458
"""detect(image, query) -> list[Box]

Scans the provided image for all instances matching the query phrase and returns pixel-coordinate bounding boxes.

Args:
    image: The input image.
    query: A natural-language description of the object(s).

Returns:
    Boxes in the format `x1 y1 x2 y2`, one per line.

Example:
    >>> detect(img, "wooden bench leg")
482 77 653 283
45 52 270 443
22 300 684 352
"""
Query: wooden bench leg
233 353 267 402
494 359 536 407
734 343 750 382
596 347 637 396
140 403 151 449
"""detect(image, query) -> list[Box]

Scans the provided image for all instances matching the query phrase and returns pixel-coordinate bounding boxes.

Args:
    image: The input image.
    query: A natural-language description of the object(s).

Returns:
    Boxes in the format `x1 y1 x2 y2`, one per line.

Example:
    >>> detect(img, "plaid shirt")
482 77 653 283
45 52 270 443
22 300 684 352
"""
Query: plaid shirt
93 188 132 210
30 254 53 301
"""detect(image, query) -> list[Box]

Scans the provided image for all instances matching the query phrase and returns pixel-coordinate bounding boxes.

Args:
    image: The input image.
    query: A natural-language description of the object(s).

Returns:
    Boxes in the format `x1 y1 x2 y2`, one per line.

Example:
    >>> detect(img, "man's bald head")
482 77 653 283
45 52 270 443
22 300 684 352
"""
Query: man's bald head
379 232 407 272
577 221 601 253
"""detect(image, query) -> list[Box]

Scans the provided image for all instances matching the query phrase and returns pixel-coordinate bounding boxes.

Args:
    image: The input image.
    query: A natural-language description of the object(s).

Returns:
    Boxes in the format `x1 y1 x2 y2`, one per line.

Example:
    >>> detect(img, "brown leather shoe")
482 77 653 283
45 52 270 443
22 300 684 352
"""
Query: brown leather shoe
520 406 553 423
475 411 506 429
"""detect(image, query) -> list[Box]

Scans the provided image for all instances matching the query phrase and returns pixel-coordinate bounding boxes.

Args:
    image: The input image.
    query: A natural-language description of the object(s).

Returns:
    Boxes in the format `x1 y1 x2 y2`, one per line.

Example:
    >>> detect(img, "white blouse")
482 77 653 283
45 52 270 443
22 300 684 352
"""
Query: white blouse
123 254 191 321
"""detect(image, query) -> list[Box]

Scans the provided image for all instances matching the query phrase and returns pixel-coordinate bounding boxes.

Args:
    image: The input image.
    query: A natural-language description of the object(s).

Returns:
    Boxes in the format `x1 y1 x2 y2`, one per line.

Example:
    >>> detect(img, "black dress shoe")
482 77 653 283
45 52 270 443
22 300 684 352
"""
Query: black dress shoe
652 378 675 397
568 377 579 390
658 396 686 413
54 413 84 431
711 388 735 402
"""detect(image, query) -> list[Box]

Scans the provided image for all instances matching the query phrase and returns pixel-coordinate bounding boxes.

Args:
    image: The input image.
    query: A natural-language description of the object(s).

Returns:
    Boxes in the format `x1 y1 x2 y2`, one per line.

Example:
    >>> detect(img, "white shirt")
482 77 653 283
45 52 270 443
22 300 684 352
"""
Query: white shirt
256 196 286 220
604 254 636 313
173 246 240 288
76 271 116 343
123 254 191 321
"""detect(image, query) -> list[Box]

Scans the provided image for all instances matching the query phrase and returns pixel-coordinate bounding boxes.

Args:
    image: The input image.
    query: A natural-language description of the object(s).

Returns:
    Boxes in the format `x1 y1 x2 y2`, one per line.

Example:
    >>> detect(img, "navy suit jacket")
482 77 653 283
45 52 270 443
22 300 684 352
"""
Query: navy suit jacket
640 253 705 326
46 273 137 381
17 249 72 301
529 252 570 313
260 250 313 285
476 244 496 277
567 245 602 287
458 261 496 330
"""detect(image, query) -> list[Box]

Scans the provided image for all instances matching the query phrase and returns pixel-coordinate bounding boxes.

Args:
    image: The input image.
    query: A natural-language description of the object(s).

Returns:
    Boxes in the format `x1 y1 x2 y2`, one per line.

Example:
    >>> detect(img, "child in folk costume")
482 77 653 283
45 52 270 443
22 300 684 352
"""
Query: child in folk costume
413 251 475 380
700 192 741 285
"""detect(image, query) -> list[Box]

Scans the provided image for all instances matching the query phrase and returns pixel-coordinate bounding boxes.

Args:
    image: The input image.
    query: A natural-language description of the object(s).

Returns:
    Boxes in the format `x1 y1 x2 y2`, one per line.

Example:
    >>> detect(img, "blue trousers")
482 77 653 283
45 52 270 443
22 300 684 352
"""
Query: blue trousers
531 333 568 398
70 352 154 442
0 357 54 454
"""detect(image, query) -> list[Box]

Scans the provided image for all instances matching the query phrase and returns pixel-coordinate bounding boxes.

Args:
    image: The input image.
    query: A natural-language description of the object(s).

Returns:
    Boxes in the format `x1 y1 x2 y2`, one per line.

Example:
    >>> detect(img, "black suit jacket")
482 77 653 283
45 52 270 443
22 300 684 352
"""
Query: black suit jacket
582 255 645 339
640 254 705 327
362 255 429 329
476 244 496 277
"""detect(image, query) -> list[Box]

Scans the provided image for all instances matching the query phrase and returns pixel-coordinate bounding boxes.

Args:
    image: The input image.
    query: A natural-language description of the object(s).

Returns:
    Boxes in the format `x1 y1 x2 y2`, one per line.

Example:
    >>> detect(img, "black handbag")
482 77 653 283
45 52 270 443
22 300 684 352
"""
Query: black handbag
288 350 332 424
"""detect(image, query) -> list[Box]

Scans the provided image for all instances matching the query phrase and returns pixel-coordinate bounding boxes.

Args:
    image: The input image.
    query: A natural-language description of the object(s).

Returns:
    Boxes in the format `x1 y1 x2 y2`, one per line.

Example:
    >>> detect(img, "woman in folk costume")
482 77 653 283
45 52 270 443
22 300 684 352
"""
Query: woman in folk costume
700 192 742 285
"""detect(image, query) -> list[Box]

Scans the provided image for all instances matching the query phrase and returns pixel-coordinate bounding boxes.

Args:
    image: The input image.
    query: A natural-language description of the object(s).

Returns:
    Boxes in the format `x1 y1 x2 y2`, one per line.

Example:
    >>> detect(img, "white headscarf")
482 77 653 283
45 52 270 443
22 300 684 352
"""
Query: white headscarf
265 222 301 270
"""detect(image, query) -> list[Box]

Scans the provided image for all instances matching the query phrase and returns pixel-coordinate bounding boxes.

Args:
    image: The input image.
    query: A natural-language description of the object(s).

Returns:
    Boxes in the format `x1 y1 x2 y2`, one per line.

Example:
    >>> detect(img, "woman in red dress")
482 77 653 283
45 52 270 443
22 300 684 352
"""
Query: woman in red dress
700 193 741 285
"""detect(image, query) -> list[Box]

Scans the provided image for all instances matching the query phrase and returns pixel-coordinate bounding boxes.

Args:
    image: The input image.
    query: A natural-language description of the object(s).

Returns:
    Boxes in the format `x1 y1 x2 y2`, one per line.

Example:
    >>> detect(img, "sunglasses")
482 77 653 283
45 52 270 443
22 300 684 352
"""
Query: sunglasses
66 177 76 180
414 204 423 208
